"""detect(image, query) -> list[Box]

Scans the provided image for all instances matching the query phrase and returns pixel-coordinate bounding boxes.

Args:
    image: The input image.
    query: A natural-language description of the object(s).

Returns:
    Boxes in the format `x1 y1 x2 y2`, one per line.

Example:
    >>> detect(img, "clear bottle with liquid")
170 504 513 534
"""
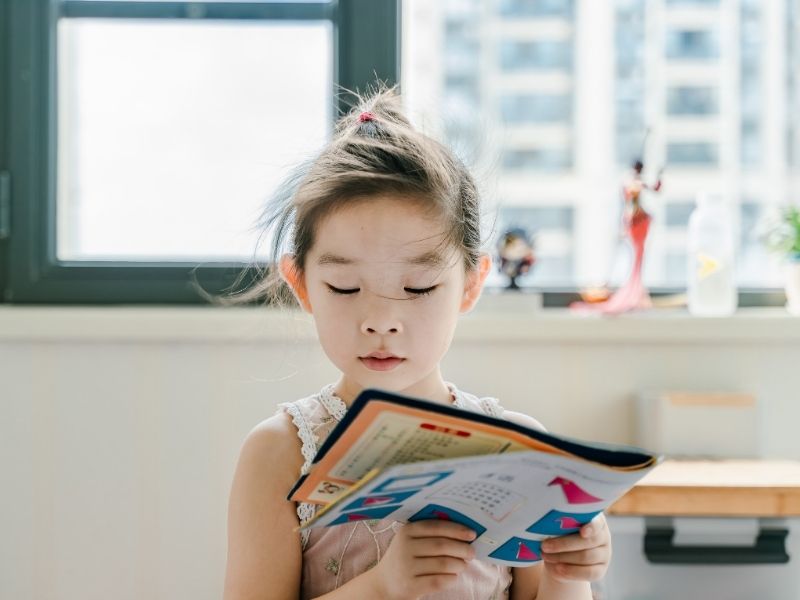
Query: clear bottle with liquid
686 193 737 316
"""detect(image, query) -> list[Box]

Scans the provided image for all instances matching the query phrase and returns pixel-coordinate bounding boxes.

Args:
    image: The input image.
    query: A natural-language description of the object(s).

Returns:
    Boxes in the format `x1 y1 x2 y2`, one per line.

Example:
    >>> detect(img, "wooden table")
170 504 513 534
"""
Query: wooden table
609 459 800 517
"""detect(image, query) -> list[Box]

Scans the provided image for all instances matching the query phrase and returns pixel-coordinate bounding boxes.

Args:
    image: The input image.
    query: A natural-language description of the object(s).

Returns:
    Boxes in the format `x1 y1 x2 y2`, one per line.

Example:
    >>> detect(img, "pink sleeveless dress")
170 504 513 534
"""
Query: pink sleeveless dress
278 383 514 600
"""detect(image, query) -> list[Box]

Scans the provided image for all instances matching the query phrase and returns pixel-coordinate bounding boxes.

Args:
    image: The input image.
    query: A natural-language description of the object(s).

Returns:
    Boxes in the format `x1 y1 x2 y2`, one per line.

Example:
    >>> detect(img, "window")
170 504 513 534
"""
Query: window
667 86 718 115
500 94 572 124
1 0 399 303
502 148 573 172
499 40 573 71
403 0 799 295
497 0 574 18
665 29 719 60
666 142 719 166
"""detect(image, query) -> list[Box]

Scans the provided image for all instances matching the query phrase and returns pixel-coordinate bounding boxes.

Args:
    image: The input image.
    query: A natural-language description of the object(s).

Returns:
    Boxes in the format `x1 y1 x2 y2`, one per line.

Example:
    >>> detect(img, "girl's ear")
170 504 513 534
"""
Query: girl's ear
460 253 492 313
279 254 312 313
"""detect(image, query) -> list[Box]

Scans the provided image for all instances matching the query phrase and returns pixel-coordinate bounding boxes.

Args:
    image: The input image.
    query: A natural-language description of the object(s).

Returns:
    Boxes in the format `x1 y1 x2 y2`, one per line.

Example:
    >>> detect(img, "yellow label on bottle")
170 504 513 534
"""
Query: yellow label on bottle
696 253 721 280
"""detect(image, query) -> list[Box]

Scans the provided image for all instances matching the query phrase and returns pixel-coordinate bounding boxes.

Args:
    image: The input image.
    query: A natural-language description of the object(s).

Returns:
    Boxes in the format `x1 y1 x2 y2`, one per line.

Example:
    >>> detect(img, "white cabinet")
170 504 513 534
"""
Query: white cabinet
598 516 800 600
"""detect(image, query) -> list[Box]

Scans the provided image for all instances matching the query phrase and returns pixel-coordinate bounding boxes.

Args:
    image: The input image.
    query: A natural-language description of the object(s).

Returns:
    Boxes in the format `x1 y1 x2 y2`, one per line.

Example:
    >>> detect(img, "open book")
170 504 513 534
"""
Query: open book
288 388 660 567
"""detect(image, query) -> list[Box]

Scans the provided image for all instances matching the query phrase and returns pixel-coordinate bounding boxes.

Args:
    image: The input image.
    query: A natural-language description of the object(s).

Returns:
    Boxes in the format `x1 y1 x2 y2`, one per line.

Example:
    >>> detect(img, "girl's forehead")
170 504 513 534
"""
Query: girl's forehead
310 196 455 262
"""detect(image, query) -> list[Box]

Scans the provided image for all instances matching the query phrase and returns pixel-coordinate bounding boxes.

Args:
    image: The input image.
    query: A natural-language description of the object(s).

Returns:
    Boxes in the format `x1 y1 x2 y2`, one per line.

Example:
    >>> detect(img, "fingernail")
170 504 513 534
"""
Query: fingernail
582 526 593 537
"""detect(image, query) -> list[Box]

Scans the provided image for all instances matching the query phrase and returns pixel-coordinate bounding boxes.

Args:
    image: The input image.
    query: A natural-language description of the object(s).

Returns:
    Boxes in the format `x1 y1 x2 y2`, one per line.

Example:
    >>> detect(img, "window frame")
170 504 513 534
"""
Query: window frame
0 0 400 304
0 0 787 307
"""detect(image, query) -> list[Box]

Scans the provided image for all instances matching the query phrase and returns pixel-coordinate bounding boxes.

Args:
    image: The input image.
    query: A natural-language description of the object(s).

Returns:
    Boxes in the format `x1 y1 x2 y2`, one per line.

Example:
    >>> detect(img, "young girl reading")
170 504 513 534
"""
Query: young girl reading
223 87 611 600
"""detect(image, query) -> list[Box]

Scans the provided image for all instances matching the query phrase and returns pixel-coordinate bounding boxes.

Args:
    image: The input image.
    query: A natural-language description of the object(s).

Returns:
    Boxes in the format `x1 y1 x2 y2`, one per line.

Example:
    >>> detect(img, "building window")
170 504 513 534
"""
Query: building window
499 40 573 71
665 29 719 60
666 142 719 166
666 86 718 115
502 148 573 172
497 0 574 18
500 94 572 124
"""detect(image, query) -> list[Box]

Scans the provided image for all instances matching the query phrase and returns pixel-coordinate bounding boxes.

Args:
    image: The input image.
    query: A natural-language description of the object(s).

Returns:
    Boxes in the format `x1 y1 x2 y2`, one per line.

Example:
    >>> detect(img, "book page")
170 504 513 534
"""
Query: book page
301 450 658 567
291 399 568 505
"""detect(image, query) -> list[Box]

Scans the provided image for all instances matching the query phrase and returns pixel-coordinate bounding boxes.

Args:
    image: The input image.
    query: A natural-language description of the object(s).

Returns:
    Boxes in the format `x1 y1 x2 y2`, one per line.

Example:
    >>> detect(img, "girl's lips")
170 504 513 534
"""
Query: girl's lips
359 356 405 371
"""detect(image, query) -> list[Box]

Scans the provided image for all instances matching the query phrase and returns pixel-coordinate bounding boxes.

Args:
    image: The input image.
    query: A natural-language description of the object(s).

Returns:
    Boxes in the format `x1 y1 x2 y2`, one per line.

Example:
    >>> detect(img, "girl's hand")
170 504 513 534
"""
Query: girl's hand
540 513 611 583
367 520 477 600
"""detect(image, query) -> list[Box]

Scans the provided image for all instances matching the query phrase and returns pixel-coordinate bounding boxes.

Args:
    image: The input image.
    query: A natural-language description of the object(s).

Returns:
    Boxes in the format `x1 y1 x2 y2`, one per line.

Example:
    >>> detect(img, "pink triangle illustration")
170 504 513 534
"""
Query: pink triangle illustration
556 516 582 529
516 541 539 561
346 513 371 522
363 496 392 506
548 477 603 504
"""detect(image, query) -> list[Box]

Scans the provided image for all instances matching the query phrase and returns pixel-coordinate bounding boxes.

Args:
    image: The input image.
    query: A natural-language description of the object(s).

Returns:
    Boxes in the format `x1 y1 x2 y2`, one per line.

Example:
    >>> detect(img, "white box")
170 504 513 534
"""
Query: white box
636 391 760 458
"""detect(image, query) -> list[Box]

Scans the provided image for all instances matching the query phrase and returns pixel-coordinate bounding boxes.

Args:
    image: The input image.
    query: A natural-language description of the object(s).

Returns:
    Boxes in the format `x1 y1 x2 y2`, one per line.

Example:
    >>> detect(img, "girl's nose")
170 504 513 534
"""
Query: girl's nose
360 310 403 335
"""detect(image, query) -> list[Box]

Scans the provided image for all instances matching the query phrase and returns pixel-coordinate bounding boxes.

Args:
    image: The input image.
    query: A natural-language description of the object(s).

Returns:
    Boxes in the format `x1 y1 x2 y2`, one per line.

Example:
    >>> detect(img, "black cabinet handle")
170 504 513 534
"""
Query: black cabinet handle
644 526 790 565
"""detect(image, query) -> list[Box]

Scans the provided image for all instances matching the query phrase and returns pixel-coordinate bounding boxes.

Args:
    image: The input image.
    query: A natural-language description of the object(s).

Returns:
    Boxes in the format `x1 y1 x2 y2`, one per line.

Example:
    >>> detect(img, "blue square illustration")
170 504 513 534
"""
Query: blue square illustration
408 504 487 538
526 509 602 535
373 471 452 493
342 490 418 512
489 537 543 563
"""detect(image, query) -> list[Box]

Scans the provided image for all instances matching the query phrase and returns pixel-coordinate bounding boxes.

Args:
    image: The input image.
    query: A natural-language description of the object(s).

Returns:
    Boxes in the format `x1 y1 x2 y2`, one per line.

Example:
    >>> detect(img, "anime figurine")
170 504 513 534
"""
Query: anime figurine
497 227 536 290
572 159 663 314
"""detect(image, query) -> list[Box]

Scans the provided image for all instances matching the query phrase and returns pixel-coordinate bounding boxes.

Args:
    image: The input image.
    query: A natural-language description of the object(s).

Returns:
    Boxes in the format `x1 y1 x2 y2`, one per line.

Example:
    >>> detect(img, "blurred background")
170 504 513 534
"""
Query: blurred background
1 1 799 599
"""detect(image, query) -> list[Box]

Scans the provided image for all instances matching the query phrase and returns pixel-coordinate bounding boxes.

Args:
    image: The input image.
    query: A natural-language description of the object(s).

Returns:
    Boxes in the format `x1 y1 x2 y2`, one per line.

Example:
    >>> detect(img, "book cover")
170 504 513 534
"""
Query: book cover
288 388 660 567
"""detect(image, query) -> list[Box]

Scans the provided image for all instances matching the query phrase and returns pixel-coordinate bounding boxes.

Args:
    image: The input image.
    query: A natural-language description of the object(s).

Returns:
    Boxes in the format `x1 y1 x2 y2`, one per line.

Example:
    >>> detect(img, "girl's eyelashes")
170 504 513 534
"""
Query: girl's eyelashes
325 284 438 296
326 284 359 295
404 285 437 296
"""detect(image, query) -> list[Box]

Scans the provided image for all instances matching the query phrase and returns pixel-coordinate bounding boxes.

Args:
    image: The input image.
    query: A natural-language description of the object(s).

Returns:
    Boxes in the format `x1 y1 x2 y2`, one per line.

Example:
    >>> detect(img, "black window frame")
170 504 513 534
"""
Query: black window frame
0 0 786 308
0 0 400 304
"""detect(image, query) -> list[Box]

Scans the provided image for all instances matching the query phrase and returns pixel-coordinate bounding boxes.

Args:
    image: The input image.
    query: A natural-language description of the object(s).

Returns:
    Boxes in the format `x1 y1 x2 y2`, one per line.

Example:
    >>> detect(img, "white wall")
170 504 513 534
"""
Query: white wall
1 305 798 600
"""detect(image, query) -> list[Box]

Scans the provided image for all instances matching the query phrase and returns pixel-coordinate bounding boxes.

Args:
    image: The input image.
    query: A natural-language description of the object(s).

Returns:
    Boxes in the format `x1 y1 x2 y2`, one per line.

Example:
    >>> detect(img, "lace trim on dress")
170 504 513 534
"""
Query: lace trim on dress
279 401 319 475
480 396 504 418
278 400 324 550
318 383 347 422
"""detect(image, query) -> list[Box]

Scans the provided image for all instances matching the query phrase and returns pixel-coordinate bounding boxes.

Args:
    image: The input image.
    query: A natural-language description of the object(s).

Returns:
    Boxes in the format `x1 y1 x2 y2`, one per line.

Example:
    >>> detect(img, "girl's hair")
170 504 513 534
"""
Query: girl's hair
201 83 483 307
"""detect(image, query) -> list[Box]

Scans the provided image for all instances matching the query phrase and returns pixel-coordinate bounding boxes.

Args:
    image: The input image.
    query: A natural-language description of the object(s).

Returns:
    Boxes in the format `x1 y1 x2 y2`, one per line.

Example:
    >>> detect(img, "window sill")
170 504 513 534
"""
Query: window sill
0 304 798 344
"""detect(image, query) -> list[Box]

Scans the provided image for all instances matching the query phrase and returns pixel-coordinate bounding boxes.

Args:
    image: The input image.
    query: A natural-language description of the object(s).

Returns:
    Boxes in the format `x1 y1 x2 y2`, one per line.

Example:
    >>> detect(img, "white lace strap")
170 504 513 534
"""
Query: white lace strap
296 502 316 550
318 383 347 422
278 400 322 550
480 396 505 418
278 401 318 475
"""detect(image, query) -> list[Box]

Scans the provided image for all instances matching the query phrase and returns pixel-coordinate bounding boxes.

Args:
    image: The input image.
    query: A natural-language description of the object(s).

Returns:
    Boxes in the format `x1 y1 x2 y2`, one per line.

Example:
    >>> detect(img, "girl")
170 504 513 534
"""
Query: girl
223 87 611 600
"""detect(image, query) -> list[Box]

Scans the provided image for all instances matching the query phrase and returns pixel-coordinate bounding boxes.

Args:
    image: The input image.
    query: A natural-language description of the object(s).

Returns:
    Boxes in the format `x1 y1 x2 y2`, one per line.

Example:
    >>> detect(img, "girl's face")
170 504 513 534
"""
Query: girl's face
281 195 490 402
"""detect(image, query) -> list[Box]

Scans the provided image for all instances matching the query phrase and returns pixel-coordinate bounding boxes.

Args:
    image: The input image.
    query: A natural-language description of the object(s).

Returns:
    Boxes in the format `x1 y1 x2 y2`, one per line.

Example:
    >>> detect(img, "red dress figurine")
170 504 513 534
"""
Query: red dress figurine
572 160 663 315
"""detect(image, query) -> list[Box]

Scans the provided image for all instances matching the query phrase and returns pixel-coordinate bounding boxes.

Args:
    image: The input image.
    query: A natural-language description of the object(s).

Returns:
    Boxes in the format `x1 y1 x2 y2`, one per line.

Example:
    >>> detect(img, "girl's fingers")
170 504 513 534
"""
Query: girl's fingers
579 514 608 540
409 537 476 561
545 561 608 582
405 520 477 542
541 533 594 554
542 516 609 554
541 546 609 565
412 556 470 576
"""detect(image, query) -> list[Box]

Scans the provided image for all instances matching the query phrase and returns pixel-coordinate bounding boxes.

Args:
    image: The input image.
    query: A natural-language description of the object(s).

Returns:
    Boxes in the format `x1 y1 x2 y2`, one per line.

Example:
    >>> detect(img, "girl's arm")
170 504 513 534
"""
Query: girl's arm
223 414 306 600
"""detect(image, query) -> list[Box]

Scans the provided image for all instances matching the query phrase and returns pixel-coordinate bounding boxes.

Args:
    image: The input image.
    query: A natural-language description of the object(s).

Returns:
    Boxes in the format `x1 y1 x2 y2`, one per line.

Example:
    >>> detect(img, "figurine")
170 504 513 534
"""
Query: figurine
497 227 536 290
572 158 663 314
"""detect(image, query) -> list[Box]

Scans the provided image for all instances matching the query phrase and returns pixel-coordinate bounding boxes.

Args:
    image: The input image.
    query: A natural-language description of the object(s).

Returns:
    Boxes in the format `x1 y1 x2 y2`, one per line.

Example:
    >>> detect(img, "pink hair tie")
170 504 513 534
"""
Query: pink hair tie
358 111 376 123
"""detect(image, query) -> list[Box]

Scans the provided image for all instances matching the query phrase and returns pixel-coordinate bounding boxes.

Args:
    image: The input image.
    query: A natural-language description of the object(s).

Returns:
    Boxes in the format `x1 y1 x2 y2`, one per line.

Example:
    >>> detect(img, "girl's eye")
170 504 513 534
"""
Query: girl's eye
326 284 360 295
404 285 437 296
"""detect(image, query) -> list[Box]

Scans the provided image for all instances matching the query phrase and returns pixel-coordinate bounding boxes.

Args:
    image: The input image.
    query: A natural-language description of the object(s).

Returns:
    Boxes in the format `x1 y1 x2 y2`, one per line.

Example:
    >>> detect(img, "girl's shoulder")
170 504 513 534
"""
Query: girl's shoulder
502 409 547 432
243 410 306 478
452 385 546 432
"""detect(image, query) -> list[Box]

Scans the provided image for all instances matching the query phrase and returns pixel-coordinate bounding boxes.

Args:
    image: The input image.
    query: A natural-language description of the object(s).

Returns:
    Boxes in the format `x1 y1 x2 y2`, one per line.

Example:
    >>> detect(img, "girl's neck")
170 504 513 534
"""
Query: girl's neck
332 371 454 408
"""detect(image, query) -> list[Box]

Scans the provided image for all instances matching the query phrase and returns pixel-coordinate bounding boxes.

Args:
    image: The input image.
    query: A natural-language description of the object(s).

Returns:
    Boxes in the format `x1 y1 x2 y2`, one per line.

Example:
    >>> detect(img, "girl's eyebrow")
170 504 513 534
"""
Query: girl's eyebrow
316 251 445 267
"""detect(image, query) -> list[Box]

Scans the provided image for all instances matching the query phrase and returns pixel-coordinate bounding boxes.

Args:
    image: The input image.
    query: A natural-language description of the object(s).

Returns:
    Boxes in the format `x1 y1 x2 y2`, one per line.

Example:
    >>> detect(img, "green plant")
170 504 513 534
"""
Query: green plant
761 205 800 258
